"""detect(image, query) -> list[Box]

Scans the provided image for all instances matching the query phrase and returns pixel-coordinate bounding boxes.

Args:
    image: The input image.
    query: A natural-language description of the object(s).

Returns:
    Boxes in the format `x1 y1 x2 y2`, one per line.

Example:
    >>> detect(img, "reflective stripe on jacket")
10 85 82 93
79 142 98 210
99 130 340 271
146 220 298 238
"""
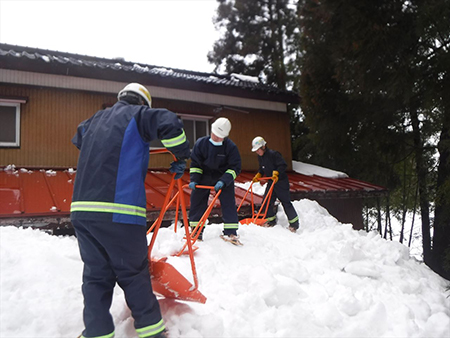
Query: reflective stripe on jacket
71 101 190 226
189 136 241 187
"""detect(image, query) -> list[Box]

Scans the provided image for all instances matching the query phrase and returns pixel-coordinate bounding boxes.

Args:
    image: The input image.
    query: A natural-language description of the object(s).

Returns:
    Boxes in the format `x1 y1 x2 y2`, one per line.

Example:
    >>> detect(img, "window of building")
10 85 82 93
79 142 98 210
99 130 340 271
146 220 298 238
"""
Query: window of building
150 115 210 149
0 100 24 147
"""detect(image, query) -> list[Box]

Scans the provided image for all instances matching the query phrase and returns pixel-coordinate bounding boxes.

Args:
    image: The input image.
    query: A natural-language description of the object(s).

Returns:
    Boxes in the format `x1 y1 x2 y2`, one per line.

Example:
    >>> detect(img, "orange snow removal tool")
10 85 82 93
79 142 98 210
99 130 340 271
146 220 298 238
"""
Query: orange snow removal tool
238 177 276 226
146 149 207 304
175 185 221 257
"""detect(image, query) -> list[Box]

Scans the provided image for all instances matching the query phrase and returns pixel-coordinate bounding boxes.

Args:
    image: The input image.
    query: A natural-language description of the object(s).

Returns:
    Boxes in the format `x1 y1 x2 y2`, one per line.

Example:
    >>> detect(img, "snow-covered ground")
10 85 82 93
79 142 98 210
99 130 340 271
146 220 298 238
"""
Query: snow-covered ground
292 161 425 261
1 199 449 337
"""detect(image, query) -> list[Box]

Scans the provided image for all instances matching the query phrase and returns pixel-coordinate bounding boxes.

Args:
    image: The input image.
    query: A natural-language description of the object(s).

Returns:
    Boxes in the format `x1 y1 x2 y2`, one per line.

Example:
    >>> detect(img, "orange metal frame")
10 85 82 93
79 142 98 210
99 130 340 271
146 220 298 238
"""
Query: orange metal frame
145 149 225 304
238 177 276 226
146 149 207 303
175 185 221 256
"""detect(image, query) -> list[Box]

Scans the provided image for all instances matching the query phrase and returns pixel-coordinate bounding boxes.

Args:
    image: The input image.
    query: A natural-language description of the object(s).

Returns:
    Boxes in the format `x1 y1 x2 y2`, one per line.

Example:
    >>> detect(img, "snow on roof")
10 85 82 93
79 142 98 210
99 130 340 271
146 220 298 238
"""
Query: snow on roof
0 43 300 101
292 161 349 179
231 73 260 83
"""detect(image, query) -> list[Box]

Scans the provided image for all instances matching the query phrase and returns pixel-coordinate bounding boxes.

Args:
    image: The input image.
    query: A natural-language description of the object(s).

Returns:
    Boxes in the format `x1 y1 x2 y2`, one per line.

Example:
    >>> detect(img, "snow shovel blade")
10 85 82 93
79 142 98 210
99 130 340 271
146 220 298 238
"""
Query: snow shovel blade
150 258 207 304
239 218 267 226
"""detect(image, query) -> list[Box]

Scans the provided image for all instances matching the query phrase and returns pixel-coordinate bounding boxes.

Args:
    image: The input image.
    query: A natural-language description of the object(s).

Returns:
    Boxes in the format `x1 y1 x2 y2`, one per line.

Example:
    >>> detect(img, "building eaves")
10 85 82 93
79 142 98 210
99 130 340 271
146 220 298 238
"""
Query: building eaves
0 43 300 103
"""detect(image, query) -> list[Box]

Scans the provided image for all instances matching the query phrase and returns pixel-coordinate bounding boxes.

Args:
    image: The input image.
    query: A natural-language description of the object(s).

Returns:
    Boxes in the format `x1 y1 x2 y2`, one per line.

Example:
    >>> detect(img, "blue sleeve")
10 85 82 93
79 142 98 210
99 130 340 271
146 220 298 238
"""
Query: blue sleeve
71 118 92 150
137 107 190 160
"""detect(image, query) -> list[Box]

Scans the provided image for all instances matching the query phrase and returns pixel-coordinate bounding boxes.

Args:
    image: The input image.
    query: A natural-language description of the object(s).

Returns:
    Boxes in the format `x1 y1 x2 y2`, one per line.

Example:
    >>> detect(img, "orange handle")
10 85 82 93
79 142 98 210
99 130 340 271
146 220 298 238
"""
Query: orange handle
194 185 216 190
150 148 177 160
252 178 275 222
237 176 275 212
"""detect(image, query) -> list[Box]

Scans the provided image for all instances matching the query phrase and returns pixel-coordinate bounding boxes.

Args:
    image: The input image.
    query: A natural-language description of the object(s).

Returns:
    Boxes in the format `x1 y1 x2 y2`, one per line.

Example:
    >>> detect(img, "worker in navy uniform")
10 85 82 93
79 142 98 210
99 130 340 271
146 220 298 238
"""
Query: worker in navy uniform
70 83 190 338
188 117 242 244
251 136 299 232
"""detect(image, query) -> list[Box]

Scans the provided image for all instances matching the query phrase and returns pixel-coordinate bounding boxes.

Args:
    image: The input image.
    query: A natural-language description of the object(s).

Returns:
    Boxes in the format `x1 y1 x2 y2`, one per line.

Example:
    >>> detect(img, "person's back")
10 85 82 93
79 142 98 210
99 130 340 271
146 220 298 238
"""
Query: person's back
72 103 148 205
72 101 189 225
71 83 188 338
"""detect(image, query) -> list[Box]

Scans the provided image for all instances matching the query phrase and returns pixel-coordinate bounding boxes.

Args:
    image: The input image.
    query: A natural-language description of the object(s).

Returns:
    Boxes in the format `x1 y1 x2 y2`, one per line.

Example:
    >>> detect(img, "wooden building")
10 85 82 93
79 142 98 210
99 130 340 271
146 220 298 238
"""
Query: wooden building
0 43 298 170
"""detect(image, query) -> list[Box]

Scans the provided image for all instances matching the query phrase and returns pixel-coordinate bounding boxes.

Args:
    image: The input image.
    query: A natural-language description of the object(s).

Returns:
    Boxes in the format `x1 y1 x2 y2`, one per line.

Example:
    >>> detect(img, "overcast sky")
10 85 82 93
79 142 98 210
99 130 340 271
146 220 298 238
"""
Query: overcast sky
0 0 220 73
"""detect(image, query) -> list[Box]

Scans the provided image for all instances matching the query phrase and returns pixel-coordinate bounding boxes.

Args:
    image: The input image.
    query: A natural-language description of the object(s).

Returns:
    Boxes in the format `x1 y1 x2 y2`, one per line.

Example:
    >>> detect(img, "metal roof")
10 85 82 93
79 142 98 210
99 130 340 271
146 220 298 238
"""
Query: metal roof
0 167 387 228
0 43 299 103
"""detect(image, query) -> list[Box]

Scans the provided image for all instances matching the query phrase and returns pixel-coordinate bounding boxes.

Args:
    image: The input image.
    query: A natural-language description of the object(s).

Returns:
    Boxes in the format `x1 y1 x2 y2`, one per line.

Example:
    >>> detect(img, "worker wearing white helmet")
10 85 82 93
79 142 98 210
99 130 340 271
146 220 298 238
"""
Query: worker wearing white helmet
71 82 188 338
251 136 299 232
117 82 153 107
189 117 242 245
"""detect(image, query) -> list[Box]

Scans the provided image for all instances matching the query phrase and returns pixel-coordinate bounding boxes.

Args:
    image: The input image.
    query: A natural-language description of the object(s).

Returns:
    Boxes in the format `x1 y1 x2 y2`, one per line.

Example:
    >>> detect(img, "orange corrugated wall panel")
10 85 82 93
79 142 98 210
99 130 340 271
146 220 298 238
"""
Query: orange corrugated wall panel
0 168 387 221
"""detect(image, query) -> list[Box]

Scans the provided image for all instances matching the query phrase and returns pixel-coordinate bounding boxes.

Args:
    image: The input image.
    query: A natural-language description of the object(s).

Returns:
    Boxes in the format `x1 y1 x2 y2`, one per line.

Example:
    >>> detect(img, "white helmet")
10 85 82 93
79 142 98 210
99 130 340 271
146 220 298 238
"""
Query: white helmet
251 136 266 152
118 83 152 107
211 117 232 138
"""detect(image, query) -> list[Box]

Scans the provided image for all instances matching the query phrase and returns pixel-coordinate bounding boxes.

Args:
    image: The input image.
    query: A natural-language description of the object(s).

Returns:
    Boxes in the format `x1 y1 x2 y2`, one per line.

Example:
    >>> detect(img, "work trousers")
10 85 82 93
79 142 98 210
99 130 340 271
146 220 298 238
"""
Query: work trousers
189 175 239 236
73 219 163 338
264 179 299 227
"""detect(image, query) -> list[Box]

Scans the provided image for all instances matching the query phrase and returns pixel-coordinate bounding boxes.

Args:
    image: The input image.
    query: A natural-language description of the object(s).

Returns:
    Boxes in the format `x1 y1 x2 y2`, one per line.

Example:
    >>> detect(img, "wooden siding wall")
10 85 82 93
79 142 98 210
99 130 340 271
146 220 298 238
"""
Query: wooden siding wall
222 108 292 171
0 84 292 171
157 98 293 171
0 84 115 167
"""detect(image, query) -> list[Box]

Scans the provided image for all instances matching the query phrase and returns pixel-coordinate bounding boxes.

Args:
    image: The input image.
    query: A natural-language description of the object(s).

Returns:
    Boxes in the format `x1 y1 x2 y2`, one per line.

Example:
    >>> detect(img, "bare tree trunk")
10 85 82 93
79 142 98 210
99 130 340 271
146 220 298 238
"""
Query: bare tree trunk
408 185 419 248
386 196 393 241
432 108 450 279
400 159 407 243
410 106 432 264
364 205 368 232
384 195 391 240
268 0 287 90
377 197 383 236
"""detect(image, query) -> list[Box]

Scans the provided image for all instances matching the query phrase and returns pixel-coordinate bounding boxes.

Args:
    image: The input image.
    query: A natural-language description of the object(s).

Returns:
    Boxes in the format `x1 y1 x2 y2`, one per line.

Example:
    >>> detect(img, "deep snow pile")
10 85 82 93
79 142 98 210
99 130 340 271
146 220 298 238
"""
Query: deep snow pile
1 199 449 337
291 160 424 261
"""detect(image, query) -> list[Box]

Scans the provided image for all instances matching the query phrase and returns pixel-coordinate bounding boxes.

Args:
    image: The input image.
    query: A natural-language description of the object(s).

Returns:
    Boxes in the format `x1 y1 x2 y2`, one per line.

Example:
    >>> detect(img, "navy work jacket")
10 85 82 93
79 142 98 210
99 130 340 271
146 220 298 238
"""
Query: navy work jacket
70 101 190 226
257 148 288 181
189 136 241 187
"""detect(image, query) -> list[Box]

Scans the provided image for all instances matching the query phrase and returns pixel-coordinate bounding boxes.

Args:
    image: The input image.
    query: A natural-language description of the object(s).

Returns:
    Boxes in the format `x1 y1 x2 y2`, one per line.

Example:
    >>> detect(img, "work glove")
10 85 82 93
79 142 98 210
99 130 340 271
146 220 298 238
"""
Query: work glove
271 170 279 183
252 172 262 183
169 160 186 180
214 180 225 192
189 182 197 190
